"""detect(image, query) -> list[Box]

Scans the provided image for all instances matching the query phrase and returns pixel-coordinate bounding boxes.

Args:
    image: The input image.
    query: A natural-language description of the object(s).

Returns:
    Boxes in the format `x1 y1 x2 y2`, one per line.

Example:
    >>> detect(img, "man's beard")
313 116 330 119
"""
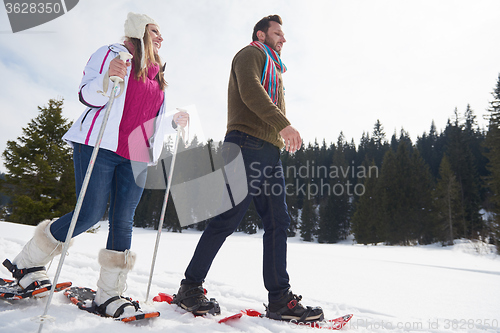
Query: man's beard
264 36 280 55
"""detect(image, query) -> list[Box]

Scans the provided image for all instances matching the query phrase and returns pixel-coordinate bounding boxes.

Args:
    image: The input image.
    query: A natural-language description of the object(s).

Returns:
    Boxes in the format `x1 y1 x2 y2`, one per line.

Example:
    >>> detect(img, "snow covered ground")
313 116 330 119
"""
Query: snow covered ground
1 220 499 333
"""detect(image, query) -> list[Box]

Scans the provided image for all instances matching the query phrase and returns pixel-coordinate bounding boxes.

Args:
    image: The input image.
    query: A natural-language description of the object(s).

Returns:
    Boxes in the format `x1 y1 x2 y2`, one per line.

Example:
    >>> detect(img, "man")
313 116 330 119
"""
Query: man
173 15 324 323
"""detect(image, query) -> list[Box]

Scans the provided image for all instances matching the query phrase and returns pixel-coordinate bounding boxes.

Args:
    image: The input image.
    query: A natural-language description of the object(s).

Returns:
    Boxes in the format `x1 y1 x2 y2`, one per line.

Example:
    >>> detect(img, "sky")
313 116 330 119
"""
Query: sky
1 0 500 173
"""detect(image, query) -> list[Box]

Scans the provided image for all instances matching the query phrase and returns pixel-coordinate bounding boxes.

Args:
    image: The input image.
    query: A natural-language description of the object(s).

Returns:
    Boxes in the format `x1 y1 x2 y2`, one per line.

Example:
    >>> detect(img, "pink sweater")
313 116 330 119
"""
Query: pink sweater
116 62 164 162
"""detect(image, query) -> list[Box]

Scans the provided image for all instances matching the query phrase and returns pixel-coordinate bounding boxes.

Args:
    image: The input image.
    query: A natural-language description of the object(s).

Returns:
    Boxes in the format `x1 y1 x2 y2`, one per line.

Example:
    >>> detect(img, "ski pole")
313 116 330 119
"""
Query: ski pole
36 52 133 333
145 115 184 302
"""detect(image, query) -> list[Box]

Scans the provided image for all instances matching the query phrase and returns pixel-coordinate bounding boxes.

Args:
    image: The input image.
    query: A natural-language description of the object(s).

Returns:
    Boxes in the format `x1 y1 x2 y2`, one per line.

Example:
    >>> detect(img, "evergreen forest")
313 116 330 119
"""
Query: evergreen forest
3 74 500 253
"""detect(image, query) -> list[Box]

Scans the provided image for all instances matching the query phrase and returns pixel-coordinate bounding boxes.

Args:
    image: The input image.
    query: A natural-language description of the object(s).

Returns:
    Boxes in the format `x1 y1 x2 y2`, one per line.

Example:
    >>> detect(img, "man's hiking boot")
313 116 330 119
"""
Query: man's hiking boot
265 291 324 322
172 283 219 316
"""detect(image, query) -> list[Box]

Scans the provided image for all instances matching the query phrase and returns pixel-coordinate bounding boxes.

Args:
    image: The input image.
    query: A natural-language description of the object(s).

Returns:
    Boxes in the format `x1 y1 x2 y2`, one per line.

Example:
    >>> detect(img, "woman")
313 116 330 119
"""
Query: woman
3 13 187 319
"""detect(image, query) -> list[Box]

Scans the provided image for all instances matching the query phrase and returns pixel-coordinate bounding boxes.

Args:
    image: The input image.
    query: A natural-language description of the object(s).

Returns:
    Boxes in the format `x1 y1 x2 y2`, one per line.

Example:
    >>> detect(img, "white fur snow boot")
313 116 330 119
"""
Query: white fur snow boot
94 249 142 319
3 220 71 297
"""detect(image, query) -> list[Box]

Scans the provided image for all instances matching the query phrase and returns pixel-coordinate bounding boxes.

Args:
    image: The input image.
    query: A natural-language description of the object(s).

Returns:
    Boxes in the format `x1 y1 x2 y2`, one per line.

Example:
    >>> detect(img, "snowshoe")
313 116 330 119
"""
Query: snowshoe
0 277 71 300
265 291 324 323
2 259 53 298
65 286 159 322
172 283 219 316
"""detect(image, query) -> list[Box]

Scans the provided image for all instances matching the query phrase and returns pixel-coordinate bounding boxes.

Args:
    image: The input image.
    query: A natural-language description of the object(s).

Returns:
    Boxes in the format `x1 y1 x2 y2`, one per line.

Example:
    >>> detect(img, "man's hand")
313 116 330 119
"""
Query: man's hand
280 125 302 153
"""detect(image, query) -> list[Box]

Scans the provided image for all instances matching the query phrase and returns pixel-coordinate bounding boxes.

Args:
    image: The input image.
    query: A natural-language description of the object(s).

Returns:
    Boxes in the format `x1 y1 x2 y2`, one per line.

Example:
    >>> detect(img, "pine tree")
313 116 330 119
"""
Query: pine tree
351 159 382 244
238 201 261 234
445 109 482 238
371 119 389 166
357 131 370 166
300 194 317 242
484 74 500 252
281 149 299 237
317 139 333 201
417 121 443 179
0 173 10 209
134 136 182 231
292 144 307 210
134 188 163 229
409 148 435 244
377 140 434 245
389 128 411 153
372 120 385 148
434 155 463 245
379 144 409 244
318 135 351 243
1 98 74 225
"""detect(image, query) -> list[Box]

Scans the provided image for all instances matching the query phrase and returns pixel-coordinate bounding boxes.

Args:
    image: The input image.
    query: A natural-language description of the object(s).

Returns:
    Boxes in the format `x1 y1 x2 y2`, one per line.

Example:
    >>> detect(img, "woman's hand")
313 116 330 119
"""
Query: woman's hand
173 111 189 128
108 57 130 80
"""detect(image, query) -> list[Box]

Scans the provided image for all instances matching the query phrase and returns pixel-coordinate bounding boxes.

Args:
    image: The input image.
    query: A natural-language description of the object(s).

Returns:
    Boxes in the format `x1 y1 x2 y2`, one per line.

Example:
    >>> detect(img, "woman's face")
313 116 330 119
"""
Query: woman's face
147 24 163 53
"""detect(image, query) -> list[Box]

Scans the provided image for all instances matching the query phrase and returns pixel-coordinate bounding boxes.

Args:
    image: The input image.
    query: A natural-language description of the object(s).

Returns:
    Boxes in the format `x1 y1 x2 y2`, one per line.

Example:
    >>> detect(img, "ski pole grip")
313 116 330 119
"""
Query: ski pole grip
109 52 133 83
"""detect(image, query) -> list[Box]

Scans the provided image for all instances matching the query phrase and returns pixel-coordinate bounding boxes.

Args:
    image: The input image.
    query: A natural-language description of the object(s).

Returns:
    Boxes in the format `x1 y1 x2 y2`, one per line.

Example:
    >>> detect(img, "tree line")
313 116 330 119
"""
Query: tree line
2 74 500 252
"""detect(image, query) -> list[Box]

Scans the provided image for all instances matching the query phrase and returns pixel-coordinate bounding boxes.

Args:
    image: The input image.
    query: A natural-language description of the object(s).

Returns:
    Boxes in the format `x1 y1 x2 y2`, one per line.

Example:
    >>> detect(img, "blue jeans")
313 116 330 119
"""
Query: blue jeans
183 131 291 302
50 143 145 251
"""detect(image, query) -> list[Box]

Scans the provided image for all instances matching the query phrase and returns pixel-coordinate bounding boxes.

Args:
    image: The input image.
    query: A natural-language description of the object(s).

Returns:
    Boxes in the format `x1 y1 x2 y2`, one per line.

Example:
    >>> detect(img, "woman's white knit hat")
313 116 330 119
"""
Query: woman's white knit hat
124 12 159 68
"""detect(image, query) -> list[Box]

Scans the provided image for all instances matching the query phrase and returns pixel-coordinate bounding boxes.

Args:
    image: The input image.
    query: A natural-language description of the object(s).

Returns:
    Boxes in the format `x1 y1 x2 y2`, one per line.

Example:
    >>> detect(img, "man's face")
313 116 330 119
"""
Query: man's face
260 21 286 54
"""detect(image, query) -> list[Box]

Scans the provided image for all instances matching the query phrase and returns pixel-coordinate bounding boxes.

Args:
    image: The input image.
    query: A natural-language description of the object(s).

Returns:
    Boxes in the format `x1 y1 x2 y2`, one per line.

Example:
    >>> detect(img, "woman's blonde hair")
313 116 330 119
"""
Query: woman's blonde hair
126 25 167 90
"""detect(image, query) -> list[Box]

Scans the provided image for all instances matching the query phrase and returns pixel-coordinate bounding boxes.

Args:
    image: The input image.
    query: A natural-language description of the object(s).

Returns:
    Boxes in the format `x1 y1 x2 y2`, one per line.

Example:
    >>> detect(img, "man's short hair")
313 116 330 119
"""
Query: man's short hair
252 15 283 41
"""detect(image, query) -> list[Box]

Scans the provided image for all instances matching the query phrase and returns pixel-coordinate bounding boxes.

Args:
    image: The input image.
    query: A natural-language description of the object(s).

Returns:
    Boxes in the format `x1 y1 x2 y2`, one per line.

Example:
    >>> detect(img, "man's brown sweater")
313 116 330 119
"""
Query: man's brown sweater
226 45 291 149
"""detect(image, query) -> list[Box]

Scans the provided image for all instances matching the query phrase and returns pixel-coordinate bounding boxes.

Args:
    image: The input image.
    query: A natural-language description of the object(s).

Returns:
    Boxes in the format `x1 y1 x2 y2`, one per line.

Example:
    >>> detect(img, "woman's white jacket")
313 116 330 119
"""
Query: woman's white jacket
63 43 169 165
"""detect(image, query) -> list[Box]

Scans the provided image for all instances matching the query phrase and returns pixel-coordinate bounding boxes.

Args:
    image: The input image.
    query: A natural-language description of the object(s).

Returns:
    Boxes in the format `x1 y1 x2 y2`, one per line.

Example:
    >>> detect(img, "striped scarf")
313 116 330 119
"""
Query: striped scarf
249 41 287 105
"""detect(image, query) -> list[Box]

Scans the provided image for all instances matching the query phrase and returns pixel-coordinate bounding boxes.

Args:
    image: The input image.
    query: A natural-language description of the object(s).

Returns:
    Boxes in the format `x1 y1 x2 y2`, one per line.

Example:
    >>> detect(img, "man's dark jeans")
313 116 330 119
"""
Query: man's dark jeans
183 130 291 302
